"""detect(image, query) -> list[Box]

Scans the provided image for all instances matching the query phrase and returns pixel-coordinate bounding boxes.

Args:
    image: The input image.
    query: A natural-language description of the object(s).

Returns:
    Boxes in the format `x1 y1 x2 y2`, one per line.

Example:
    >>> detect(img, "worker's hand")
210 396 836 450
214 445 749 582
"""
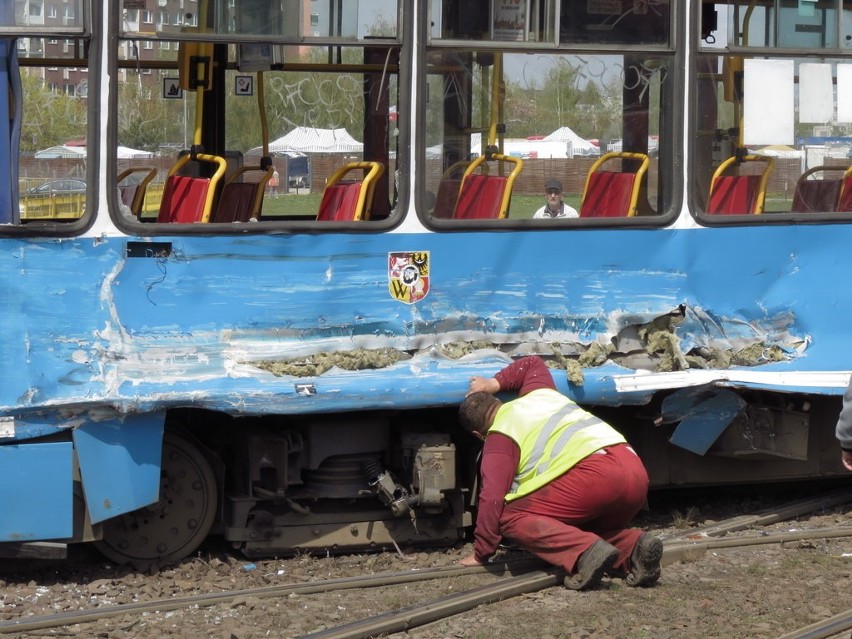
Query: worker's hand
842 449 852 472
458 553 486 567
468 376 500 396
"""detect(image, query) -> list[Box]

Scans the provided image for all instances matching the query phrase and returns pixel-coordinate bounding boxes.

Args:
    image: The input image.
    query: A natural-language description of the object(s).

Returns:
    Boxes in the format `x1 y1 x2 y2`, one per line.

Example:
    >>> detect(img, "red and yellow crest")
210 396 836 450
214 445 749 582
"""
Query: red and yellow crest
388 251 430 304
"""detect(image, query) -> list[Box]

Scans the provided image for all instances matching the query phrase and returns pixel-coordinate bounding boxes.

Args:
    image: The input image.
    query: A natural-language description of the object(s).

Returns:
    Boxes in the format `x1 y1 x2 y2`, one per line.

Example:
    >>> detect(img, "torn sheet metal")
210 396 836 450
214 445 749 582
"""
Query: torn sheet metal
666 387 747 455
1 224 850 426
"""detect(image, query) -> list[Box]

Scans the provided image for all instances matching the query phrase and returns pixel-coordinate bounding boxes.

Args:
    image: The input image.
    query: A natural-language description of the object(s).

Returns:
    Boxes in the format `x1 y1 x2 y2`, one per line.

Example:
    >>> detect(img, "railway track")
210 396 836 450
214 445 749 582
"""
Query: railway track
1 487 850 638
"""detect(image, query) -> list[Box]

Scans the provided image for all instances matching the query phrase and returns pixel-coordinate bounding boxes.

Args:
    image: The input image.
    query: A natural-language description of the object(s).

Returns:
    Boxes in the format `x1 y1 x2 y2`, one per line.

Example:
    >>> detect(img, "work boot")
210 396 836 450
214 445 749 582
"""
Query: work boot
625 533 662 587
564 540 618 591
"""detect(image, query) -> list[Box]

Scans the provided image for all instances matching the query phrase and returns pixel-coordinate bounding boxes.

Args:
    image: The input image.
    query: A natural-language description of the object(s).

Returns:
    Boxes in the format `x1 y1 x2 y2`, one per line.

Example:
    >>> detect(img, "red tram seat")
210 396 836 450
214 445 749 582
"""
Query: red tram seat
213 182 259 223
117 167 157 218
454 174 508 219
834 169 852 212
432 160 470 219
158 176 213 223
316 161 384 221
211 164 274 223
707 154 774 215
453 153 523 219
157 152 228 223
580 151 650 218
434 178 462 218
791 165 849 213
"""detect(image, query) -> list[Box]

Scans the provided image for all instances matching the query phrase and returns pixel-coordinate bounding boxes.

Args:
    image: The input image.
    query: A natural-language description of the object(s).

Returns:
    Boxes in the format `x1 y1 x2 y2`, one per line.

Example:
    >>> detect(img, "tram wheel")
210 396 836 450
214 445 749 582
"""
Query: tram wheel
94 430 218 570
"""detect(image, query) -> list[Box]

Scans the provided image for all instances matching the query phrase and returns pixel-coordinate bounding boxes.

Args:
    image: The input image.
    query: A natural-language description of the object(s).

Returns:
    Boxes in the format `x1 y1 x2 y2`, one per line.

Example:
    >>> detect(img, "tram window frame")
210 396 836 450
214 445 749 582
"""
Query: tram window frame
107 25 409 234
0 0 90 38
415 0 685 231
697 0 852 53
118 0 401 44
1 28 97 237
429 0 675 49
691 3 852 224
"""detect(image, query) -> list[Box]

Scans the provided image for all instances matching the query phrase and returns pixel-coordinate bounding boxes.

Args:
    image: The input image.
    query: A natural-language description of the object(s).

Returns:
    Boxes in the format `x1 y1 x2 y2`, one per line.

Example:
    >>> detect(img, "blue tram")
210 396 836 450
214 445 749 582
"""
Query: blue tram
0 0 850 566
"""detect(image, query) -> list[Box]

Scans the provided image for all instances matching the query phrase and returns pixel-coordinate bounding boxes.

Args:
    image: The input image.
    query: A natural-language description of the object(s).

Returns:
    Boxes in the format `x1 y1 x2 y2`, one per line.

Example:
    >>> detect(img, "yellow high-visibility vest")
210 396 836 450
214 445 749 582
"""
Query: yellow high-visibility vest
489 388 626 501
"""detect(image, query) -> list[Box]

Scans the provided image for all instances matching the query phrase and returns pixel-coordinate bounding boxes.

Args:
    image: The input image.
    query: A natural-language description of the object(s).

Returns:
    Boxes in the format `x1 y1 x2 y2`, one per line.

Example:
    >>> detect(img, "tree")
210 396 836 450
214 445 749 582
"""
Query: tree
503 59 623 140
19 70 86 152
117 74 189 152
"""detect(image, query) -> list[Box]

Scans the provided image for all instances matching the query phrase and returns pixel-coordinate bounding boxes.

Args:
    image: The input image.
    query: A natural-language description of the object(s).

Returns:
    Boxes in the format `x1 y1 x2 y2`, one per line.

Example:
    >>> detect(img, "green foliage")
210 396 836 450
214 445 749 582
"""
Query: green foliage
19 70 86 152
225 47 372 151
503 60 623 139
117 76 190 152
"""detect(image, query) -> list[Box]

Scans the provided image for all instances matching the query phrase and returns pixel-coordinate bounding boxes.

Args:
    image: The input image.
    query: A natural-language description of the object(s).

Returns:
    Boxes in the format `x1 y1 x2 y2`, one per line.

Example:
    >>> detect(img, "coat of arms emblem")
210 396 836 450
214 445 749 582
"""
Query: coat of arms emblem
388 251 430 304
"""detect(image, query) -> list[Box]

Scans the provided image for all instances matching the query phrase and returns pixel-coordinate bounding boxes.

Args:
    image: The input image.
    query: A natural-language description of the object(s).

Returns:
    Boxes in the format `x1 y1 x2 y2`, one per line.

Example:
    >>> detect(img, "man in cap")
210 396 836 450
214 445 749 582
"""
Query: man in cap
533 178 579 219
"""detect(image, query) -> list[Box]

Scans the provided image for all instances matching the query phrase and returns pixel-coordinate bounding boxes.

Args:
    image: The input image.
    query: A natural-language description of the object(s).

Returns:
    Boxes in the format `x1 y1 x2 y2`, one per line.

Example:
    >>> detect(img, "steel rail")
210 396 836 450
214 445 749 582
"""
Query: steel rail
291 525 852 639
773 608 852 639
293 510 852 639
0 558 545 635
660 486 852 542
3 487 849 637
294 567 566 639
662 526 852 566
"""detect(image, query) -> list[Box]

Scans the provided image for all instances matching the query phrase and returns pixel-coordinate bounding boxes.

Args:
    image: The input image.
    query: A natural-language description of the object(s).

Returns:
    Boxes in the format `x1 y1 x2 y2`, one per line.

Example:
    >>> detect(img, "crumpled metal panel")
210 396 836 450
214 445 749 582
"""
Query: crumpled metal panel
73 412 165 524
0 442 73 540
0 225 848 425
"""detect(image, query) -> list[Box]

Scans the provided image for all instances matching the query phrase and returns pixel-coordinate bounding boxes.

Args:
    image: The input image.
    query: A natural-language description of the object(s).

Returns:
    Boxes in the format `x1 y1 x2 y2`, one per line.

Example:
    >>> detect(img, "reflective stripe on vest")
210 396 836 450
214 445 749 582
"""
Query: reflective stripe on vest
490 389 626 501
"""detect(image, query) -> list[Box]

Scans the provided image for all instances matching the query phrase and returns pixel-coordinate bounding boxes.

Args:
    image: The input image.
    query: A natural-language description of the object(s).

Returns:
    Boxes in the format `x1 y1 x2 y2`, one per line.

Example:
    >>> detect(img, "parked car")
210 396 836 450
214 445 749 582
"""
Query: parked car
26 179 86 195
20 179 87 220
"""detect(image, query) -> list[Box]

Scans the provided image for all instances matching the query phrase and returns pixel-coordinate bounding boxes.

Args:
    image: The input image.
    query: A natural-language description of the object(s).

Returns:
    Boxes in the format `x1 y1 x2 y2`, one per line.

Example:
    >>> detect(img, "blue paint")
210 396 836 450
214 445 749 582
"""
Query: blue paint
73 413 165 524
666 388 748 455
0 442 73 540
0 226 845 426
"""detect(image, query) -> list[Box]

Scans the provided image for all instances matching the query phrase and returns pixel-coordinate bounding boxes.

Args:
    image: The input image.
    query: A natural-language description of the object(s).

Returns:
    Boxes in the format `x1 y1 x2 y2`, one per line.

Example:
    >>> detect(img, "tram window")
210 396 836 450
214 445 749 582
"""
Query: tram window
0 1 87 35
421 51 673 224
692 4 852 221
1 0 90 228
432 0 671 46
2 35 90 227
701 1 852 50
691 51 852 220
120 0 398 41
113 40 399 228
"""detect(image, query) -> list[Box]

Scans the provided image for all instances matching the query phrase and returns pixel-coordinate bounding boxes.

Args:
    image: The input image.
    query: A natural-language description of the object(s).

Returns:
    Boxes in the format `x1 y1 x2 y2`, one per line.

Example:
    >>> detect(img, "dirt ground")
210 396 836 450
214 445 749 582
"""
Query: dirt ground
0 486 850 639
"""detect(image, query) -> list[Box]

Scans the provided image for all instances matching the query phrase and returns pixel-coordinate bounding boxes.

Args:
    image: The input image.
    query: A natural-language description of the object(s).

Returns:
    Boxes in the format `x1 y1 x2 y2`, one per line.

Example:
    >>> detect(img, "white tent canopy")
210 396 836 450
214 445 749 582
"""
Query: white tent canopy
752 144 802 159
471 137 571 159
34 145 86 159
34 145 154 159
117 146 155 159
268 127 363 153
543 127 600 155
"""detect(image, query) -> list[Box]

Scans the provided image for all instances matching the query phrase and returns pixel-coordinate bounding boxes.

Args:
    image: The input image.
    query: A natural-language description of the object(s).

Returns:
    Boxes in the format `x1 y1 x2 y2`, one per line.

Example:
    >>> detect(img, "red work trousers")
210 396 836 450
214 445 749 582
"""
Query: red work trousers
498 443 649 576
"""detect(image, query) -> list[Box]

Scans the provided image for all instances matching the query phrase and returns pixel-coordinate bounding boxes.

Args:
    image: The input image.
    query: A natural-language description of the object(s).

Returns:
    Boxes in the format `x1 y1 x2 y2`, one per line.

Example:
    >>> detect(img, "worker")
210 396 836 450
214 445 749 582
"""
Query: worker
835 375 852 471
457 355 662 590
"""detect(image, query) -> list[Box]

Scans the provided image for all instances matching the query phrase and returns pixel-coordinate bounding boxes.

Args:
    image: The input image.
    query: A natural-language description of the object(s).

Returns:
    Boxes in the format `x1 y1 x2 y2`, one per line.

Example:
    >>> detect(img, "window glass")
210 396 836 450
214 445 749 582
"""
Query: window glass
433 0 671 46
702 1 852 51
0 0 86 34
120 0 398 41
422 50 672 222
12 39 88 225
114 41 399 225
694 3 852 219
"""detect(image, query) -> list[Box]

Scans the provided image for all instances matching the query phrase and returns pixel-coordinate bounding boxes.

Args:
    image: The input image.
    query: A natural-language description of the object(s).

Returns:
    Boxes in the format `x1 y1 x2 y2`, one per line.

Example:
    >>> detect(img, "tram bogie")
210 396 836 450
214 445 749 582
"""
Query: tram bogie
151 410 474 560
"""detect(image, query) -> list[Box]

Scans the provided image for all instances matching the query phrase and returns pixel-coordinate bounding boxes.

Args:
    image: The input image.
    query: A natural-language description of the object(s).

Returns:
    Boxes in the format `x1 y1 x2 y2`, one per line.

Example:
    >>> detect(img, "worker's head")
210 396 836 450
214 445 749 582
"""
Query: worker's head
458 392 501 439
